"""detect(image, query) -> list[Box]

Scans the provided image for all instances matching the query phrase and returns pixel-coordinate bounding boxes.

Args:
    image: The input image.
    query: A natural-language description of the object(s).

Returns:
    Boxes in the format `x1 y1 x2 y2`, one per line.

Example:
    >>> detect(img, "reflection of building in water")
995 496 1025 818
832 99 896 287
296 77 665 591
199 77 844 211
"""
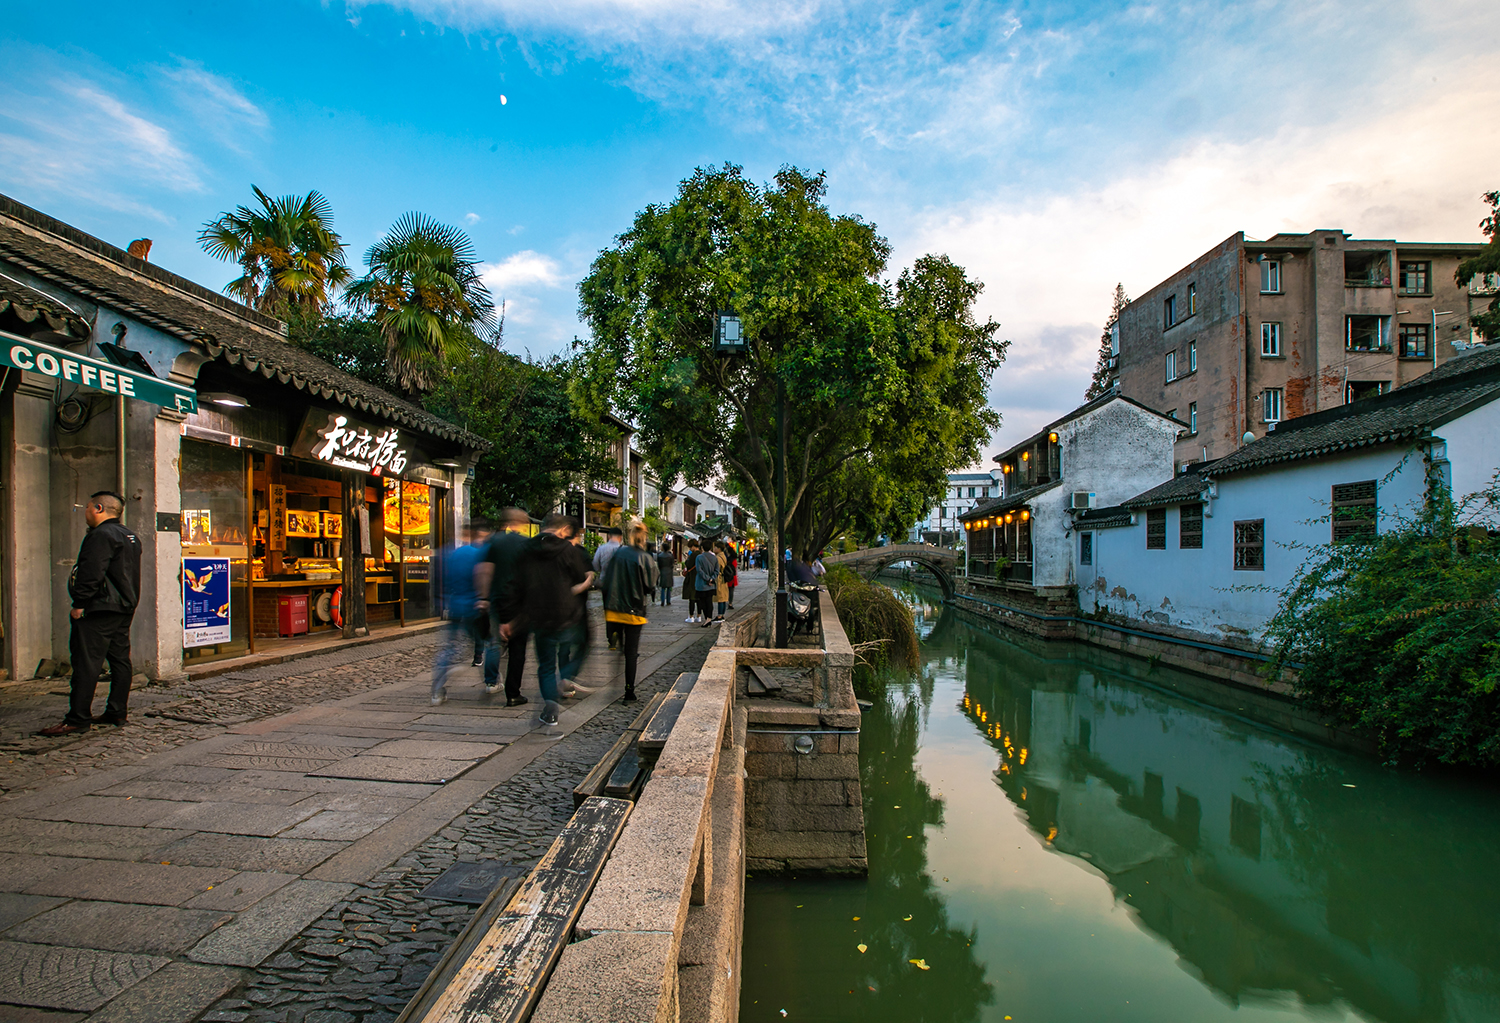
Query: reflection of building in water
958 630 1500 1023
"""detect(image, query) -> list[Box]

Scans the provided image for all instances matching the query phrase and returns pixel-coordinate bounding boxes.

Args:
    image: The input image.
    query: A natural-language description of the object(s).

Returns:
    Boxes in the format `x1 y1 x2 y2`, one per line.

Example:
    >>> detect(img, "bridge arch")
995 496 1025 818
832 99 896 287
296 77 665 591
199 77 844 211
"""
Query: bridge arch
822 544 959 601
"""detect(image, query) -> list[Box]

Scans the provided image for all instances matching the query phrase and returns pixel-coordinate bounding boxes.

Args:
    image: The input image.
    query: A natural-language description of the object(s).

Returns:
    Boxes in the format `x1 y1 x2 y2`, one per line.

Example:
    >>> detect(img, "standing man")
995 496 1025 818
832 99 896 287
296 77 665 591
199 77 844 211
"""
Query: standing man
653 540 675 606
39 492 141 736
592 526 624 650
602 522 653 703
475 508 531 708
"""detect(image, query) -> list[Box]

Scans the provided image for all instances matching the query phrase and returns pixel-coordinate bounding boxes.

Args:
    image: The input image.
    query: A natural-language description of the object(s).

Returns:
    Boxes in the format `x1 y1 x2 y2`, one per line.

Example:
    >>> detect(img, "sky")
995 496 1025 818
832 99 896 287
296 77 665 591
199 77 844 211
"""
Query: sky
3 0 1498 466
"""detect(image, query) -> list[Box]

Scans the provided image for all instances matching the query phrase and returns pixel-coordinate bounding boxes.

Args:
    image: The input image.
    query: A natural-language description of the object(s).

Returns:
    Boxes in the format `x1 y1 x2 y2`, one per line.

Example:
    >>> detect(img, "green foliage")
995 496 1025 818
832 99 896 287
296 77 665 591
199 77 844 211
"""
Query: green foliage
422 344 616 517
1085 283 1128 401
284 309 394 390
1455 189 1500 341
825 565 920 681
199 186 352 315
1265 481 1500 767
346 212 496 394
642 504 669 541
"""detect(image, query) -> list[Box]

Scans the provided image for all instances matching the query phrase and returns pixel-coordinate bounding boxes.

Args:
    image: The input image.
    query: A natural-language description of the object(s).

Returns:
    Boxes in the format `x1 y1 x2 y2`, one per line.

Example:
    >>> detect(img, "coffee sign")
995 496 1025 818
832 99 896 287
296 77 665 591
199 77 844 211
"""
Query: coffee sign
293 410 412 475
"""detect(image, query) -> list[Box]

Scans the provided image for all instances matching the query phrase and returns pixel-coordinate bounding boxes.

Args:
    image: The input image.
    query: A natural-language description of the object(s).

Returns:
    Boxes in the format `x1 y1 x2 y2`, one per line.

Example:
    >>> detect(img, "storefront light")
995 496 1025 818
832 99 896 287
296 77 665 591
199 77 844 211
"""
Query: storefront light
203 392 251 408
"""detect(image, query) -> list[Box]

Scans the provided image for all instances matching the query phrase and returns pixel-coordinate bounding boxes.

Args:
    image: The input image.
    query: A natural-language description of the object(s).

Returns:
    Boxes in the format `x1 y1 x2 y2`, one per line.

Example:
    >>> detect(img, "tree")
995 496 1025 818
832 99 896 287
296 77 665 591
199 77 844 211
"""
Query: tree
576 164 1005 635
1455 189 1500 342
1085 283 1129 401
198 186 351 315
346 213 496 395
285 309 393 390
423 344 615 516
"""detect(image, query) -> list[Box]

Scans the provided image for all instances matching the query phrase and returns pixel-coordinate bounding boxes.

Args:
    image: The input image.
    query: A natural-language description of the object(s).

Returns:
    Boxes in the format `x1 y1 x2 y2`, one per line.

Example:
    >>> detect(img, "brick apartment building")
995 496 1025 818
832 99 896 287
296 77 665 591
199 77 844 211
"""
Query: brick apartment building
1114 229 1494 465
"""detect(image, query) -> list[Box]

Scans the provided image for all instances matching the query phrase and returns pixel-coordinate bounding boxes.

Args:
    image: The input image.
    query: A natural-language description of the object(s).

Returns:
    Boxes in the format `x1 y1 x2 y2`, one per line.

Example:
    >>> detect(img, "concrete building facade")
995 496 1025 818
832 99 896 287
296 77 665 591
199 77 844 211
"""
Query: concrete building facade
909 471 1002 546
1116 230 1490 468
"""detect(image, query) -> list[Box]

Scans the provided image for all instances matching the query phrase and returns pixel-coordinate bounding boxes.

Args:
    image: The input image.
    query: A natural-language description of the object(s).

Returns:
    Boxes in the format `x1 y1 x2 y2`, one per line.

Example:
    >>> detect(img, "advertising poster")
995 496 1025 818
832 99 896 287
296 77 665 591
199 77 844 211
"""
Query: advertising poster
183 556 231 647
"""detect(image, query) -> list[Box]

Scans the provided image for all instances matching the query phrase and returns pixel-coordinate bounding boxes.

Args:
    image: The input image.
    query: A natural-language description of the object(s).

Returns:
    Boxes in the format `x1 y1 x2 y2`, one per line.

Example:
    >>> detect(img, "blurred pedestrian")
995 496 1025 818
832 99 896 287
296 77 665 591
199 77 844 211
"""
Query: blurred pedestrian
694 541 721 627
430 519 486 706
475 508 532 708
725 540 739 610
653 540 675 606
711 540 730 621
812 550 827 578
602 521 653 702
38 492 140 735
593 526 624 650
682 540 702 623
502 513 595 732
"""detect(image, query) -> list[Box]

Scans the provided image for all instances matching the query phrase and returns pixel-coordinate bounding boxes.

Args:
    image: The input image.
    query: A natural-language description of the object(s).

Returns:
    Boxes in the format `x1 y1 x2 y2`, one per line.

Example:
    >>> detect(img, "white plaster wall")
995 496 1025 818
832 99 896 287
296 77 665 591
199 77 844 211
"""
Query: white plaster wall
1443 399 1500 507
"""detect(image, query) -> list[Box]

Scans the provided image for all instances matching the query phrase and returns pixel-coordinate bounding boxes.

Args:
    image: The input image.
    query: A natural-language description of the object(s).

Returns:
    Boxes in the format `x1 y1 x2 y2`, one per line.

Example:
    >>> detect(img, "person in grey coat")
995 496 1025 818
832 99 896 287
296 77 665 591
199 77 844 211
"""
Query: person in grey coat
651 541 675 606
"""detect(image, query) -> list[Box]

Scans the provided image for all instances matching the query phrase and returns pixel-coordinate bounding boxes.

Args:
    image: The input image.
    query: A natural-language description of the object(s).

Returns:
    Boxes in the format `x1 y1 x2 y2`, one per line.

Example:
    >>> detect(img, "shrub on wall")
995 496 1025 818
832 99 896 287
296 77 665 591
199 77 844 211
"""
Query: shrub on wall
1266 480 1500 767
825 566 920 690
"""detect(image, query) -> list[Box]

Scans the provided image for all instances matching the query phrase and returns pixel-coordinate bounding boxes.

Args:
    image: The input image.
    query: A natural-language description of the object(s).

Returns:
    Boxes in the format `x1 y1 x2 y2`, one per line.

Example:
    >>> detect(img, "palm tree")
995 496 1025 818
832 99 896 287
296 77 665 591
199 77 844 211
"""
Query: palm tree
345 212 496 394
198 186 351 315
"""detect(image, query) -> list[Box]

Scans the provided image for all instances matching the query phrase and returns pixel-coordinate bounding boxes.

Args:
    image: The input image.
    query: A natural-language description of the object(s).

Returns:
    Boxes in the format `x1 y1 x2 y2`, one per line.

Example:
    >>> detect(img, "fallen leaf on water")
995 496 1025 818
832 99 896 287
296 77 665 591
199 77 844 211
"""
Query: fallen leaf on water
893 805 900 808
943 877 949 882
852 916 860 921
909 958 930 971
903 915 912 921
857 944 868 953
1342 783 1356 788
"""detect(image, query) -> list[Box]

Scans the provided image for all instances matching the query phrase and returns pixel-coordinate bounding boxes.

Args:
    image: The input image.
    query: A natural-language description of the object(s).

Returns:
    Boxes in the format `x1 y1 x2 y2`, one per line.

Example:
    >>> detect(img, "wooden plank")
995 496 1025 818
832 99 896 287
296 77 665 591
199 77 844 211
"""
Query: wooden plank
637 672 698 752
412 796 632 1023
571 694 664 807
748 665 781 696
603 748 642 799
394 875 521 1023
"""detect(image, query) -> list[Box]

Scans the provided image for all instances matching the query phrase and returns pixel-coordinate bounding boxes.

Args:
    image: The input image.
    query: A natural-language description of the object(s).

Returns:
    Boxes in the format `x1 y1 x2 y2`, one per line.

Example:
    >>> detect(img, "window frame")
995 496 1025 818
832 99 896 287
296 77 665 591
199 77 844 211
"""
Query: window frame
1398 323 1430 359
1079 531 1093 566
1179 502 1203 549
1165 350 1178 382
1261 321 1282 357
1399 260 1431 295
1146 508 1167 550
1260 259 1282 294
1233 519 1265 571
1331 480 1377 543
1188 401 1198 434
1164 294 1177 328
1262 387 1284 423
1188 340 1197 373
1187 283 1197 315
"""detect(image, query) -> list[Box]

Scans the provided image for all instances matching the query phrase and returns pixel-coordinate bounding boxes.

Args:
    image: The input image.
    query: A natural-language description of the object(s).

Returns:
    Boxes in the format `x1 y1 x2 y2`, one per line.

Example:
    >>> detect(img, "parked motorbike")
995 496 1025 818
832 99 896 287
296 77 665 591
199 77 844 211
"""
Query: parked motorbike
786 580 821 636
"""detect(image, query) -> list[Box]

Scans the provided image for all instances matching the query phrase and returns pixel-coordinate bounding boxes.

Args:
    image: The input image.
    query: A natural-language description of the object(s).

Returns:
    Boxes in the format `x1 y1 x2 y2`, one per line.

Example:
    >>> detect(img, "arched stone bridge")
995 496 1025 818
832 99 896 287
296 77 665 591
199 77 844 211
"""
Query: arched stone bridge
823 544 960 601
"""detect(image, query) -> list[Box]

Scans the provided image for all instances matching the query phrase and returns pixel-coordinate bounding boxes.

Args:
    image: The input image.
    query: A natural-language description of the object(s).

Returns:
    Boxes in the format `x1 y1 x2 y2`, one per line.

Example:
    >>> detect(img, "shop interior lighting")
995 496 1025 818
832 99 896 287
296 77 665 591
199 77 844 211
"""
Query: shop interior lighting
202 392 251 408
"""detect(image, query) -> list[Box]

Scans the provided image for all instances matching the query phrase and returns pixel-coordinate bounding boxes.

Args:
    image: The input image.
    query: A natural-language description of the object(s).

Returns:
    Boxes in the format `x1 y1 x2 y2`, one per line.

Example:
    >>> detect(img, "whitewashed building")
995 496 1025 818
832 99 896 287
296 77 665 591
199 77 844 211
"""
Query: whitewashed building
909 471 1002 545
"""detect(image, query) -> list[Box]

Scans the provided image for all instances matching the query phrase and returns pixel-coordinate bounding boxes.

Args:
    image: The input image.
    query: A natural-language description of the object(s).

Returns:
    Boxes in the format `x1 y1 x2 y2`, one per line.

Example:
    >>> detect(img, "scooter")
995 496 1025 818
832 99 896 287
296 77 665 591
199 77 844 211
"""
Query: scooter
786 580 822 636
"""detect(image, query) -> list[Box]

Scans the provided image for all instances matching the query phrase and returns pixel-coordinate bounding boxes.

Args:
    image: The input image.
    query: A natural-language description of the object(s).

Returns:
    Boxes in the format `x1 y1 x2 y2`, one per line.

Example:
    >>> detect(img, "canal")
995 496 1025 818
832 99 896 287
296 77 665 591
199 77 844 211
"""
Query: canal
740 582 1500 1023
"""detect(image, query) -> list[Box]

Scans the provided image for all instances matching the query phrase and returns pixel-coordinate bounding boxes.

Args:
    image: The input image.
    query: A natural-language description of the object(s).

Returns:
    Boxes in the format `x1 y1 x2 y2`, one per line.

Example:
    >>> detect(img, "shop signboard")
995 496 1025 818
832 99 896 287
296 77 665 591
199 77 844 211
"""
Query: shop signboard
0 331 198 413
183 556 231 647
292 409 415 475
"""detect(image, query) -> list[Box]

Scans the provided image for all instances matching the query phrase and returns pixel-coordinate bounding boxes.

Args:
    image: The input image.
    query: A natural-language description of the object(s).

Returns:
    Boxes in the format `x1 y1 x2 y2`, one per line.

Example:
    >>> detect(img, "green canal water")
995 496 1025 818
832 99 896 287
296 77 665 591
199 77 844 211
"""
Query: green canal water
740 583 1500 1023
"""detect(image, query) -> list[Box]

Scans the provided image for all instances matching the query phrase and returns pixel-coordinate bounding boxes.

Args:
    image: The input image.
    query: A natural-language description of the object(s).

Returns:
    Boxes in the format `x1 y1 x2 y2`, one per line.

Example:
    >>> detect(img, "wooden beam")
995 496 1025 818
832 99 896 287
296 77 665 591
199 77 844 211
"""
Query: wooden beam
637 672 698 753
571 693 664 807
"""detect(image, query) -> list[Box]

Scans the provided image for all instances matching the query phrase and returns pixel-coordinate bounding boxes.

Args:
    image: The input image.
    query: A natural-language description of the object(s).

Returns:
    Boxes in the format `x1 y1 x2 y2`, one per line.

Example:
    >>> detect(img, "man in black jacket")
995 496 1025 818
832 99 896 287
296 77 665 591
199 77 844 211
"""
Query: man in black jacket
501 514 595 729
475 508 532 707
39 491 141 736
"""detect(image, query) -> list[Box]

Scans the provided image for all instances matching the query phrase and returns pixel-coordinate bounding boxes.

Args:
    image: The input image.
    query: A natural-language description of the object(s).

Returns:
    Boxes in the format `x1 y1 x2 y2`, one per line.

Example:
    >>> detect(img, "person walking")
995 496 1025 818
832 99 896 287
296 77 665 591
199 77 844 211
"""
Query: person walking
475 508 531 707
694 541 721 627
724 541 739 610
682 540 702 623
711 540 730 621
430 519 486 706
39 492 141 735
558 527 596 697
602 522 652 703
593 526 624 650
502 514 595 732
653 540 675 606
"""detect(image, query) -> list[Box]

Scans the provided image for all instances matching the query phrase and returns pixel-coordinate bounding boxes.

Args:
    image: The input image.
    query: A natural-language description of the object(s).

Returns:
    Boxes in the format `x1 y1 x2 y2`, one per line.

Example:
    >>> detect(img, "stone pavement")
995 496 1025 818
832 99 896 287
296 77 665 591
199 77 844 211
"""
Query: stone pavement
0 570 765 1022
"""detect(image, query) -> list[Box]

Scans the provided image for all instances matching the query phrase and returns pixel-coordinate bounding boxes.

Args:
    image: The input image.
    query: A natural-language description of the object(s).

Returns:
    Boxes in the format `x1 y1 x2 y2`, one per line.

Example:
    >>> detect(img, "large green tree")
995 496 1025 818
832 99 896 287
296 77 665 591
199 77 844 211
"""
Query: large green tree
346 212 496 395
1455 189 1500 341
576 165 1005 632
199 186 352 315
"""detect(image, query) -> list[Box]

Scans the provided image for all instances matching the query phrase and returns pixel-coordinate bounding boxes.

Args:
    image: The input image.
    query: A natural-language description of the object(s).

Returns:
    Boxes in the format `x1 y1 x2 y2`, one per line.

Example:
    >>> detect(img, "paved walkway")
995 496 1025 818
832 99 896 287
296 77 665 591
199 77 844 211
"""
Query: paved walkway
0 571 765 1022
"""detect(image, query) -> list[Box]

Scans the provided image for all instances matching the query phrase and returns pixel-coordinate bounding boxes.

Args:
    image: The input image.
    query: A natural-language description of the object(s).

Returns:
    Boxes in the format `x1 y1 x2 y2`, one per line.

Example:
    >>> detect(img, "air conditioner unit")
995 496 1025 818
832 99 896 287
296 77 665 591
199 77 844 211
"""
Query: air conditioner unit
1070 492 1096 510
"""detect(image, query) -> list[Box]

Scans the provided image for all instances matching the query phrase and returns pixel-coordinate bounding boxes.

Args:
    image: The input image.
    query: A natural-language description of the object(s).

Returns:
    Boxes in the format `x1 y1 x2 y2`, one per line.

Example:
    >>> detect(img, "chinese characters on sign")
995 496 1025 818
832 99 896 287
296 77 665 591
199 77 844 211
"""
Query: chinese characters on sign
305 412 409 474
269 485 287 552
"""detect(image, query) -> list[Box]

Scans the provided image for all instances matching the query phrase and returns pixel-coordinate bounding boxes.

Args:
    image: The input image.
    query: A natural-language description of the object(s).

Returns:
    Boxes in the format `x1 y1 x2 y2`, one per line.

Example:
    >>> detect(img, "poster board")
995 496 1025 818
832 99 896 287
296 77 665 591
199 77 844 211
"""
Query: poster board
287 510 321 537
183 557 231 647
321 511 344 539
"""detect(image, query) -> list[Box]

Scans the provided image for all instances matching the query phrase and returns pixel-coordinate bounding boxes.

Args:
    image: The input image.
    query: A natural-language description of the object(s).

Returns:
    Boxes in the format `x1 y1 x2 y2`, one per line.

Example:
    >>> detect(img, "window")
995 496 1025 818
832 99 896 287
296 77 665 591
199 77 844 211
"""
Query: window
1146 508 1166 549
1399 260 1431 294
1165 350 1177 382
1332 480 1377 542
1080 531 1093 566
1398 323 1430 359
1188 401 1198 434
1262 387 1284 423
1164 294 1177 328
1260 259 1281 293
1179 502 1203 549
1234 519 1264 570
1345 250 1391 287
969 487 976 498
1261 322 1281 356
1188 283 1197 315
1188 340 1197 373
1345 380 1389 403
1346 315 1390 352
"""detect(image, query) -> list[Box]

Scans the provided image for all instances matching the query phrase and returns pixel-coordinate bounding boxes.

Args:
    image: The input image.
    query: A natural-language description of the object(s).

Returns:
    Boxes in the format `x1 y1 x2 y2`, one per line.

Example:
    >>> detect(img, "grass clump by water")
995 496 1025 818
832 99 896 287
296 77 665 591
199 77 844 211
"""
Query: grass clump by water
824 566 920 695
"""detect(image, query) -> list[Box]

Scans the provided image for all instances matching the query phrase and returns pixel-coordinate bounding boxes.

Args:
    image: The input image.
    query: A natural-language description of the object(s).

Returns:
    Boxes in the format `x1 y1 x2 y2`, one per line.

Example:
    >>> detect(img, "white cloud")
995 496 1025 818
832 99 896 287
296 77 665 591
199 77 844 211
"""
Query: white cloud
465 211 482 224
162 62 268 129
479 249 570 328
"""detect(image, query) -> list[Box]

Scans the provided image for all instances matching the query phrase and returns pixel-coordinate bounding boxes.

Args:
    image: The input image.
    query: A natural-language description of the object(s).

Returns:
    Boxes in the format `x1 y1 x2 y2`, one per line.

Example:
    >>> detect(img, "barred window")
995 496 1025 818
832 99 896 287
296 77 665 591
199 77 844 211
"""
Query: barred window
1146 508 1166 549
1080 531 1093 566
1234 519 1264 570
1180 502 1203 549
1332 480 1377 542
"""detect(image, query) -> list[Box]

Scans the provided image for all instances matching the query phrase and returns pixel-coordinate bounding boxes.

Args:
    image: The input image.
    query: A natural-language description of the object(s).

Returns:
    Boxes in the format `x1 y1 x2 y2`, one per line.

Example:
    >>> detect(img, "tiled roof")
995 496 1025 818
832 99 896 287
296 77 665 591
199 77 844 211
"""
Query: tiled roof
1073 505 1134 528
0 277 90 340
1122 466 1215 509
959 479 1063 520
1204 353 1500 478
992 393 1179 465
0 194 487 450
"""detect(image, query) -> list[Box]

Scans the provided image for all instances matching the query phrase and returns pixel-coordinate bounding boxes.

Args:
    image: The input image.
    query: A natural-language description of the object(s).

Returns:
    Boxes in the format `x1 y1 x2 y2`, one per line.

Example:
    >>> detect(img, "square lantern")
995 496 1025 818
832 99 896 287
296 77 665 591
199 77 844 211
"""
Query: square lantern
714 311 745 353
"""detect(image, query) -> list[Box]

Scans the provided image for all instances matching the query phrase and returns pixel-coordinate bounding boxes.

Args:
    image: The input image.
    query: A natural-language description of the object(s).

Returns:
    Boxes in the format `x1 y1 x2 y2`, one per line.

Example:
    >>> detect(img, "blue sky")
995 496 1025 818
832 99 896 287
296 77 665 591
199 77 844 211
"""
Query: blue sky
3 0 1497 461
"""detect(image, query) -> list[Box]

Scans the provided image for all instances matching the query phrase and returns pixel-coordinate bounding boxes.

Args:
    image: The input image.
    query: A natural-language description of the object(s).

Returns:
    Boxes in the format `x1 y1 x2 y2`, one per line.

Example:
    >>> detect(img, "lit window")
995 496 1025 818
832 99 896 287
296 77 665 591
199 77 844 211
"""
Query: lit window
1188 340 1197 373
1164 295 1177 328
1331 480 1377 543
1165 350 1177 382
1188 401 1197 434
1187 283 1197 315
1260 259 1281 293
1261 322 1281 357
1262 388 1284 423
1146 509 1166 549
1234 519 1264 571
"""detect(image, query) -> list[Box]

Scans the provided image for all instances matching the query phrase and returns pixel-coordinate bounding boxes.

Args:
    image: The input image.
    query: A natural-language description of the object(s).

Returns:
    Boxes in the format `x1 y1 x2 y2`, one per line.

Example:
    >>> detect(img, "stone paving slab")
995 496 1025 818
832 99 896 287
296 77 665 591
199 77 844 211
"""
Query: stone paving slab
187 878 354 967
220 741 370 760
365 738 503 760
86 962 244 1023
0 895 66 933
0 822 190 862
154 800 322 837
214 770 440 800
298 709 427 726
0 857 91 895
151 833 347 874
292 792 423 815
406 712 536 734
17 796 190 828
0 1003 83 1022
6 901 232 955
182 871 299 912
308 756 480 784
0 941 169 1012
248 731 388 749
205 755 340 773
280 810 397 841
25 860 235 906
134 765 240 786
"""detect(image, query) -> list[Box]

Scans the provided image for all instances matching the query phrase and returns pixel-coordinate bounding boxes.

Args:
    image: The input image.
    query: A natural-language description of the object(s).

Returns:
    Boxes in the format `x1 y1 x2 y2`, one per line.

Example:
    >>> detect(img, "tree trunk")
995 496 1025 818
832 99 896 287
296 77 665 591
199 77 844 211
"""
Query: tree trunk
763 519 780 646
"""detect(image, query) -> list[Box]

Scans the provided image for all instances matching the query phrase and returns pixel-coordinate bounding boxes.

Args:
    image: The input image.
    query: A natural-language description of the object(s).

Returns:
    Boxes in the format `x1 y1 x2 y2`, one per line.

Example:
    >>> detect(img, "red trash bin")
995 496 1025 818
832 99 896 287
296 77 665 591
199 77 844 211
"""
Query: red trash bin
277 595 309 636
